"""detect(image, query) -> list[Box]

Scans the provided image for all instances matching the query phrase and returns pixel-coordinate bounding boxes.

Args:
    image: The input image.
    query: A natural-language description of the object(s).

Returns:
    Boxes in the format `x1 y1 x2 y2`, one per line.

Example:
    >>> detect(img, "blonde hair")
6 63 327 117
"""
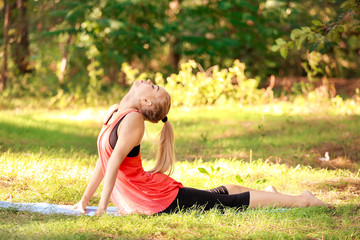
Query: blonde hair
140 92 175 175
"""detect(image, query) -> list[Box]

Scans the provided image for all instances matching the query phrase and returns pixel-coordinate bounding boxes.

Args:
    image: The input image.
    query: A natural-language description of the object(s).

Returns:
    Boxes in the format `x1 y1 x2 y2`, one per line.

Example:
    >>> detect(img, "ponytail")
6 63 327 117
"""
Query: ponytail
150 120 175 176
140 89 175 175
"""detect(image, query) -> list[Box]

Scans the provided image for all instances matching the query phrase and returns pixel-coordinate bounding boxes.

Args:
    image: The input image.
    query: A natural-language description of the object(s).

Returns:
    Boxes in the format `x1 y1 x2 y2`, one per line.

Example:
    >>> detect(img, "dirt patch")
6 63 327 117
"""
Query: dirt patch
0 176 29 190
311 141 360 171
303 178 360 195
0 176 14 188
0 176 31 201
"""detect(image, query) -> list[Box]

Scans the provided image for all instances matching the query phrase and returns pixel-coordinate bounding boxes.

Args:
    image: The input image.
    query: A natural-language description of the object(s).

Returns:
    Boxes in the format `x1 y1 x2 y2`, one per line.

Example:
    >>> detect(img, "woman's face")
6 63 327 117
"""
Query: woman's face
132 80 170 122
132 79 166 101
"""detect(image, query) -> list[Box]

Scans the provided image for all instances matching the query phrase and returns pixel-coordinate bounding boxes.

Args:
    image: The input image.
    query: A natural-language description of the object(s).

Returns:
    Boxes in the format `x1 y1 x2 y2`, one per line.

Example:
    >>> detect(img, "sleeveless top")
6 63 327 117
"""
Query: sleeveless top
97 104 183 215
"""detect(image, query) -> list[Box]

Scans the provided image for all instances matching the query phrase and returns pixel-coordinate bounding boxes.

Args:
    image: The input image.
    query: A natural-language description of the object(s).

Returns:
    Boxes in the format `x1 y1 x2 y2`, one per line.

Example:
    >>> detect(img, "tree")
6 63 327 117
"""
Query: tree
1 1 11 91
167 0 183 72
272 0 360 82
13 0 33 73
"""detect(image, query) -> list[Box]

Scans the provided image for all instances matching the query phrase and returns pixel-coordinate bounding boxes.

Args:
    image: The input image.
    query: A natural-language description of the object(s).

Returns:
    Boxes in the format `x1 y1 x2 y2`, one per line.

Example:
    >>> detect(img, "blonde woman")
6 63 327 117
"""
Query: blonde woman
73 80 330 216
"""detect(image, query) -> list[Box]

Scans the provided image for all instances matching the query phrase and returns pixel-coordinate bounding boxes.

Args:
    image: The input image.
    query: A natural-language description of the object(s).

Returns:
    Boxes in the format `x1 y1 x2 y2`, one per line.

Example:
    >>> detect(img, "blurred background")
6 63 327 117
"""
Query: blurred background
0 0 359 107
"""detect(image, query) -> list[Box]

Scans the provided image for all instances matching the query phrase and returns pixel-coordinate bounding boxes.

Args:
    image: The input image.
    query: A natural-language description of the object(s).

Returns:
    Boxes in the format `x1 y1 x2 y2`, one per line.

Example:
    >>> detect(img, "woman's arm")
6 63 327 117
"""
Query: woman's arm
96 112 144 216
73 158 104 213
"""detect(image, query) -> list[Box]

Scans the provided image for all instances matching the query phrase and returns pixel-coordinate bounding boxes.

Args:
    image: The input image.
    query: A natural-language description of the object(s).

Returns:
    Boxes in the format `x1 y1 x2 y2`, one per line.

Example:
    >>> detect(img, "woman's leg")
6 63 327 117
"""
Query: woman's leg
224 184 330 208
248 190 331 208
161 187 250 213
161 187 331 214
224 184 278 194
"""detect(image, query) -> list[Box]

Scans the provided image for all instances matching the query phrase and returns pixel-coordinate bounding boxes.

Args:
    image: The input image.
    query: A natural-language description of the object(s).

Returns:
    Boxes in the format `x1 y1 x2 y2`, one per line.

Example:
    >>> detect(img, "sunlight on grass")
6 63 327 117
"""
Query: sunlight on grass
44 108 108 123
1 151 358 206
1 101 360 239
1 151 94 182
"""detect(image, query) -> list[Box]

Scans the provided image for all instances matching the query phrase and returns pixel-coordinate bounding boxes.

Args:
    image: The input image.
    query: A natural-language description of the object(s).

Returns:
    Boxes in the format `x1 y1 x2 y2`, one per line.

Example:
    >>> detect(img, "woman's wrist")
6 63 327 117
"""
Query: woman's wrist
97 201 107 210
81 195 90 206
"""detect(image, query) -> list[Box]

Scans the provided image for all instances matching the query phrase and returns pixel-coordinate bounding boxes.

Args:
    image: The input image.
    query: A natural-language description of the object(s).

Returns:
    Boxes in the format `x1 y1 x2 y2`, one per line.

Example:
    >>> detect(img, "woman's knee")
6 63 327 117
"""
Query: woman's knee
224 184 251 194
224 184 238 194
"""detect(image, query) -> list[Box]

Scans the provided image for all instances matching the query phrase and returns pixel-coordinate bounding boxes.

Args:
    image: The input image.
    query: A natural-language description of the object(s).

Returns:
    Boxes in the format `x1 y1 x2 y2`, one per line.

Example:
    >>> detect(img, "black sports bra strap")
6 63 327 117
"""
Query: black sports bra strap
109 113 140 157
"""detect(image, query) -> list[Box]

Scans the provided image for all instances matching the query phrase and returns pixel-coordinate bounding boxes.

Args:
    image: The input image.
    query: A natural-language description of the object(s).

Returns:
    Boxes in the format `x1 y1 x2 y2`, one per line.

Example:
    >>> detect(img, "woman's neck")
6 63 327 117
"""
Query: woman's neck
117 93 139 113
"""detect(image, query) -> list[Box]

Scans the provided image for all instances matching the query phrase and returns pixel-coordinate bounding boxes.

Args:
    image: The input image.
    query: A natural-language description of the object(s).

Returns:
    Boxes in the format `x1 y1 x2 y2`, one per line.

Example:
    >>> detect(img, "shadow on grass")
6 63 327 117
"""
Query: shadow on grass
174 115 360 170
1 111 359 170
0 120 98 157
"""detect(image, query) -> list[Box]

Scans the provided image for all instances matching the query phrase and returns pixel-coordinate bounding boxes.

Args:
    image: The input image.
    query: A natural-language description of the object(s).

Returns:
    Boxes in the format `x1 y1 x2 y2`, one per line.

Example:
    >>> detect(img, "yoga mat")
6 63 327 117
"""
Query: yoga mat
0 201 120 216
0 201 291 216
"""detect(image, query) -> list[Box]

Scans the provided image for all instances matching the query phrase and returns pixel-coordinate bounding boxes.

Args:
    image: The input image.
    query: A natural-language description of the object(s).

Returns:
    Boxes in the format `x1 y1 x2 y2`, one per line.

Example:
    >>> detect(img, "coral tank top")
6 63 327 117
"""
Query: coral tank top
97 105 183 215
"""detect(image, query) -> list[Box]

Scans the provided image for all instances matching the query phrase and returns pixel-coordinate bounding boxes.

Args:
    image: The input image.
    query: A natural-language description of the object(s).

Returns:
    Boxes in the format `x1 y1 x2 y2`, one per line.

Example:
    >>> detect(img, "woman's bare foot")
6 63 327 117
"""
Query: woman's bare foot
300 190 333 208
264 185 278 193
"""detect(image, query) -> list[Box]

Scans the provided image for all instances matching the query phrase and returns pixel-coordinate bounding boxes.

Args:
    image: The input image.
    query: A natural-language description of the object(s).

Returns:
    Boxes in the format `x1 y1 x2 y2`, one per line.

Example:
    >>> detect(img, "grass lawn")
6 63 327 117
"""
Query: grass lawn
0 102 359 239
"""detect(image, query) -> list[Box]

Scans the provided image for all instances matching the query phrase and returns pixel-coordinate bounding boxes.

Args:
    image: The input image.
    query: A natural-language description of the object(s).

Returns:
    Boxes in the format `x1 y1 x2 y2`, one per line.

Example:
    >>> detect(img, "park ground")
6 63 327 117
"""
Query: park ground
0 101 359 239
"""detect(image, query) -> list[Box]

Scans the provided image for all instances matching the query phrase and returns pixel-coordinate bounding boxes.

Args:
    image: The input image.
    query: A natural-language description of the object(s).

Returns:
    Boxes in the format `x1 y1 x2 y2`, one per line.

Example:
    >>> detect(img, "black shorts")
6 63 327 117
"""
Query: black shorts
160 186 250 214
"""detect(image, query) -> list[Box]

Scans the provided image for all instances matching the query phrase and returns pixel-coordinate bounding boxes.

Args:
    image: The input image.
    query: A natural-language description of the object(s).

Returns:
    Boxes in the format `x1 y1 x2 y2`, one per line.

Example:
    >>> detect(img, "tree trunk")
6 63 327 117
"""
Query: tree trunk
167 0 183 72
1 3 11 91
58 34 72 85
14 0 33 73
168 38 181 72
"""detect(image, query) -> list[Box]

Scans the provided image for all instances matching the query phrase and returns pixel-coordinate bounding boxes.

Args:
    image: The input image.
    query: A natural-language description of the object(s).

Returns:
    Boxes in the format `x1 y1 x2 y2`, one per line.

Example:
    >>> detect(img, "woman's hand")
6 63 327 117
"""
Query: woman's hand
95 206 106 216
73 200 87 214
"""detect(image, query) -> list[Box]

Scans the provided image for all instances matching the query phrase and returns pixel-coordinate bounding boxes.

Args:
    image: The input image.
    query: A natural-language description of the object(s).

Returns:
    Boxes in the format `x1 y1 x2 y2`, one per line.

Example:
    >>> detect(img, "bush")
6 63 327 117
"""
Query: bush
125 59 262 107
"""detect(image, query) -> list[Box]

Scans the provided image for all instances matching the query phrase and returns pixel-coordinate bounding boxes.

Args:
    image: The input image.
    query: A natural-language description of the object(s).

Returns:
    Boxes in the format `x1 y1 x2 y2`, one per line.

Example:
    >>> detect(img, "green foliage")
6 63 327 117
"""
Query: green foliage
271 38 293 59
174 0 285 78
1 0 359 104
121 59 262 107
0 0 329 96
158 60 261 107
272 0 360 82
235 175 244 184
197 166 221 176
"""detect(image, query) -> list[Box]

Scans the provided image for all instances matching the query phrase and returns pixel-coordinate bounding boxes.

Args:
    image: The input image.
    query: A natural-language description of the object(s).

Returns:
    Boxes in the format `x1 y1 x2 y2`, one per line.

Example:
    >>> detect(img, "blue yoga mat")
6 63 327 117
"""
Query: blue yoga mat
0 201 119 216
0 201 292 216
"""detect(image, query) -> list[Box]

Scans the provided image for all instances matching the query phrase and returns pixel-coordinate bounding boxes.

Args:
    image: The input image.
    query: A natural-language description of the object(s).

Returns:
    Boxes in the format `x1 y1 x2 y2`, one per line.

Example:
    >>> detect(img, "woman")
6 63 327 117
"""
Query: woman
74 80 330 216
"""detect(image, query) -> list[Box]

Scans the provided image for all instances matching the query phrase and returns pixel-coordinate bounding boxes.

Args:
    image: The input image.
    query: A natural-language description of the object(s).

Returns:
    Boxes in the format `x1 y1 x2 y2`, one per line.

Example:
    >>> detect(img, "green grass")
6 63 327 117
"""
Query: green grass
1 206 359 239
1 102 360 239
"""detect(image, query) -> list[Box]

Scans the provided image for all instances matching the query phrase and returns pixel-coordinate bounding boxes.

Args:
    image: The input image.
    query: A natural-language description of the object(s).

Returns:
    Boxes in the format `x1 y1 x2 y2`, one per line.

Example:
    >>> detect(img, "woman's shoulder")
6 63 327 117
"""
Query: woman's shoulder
116 111 144 146
123 111 143 124
118 111 145 134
